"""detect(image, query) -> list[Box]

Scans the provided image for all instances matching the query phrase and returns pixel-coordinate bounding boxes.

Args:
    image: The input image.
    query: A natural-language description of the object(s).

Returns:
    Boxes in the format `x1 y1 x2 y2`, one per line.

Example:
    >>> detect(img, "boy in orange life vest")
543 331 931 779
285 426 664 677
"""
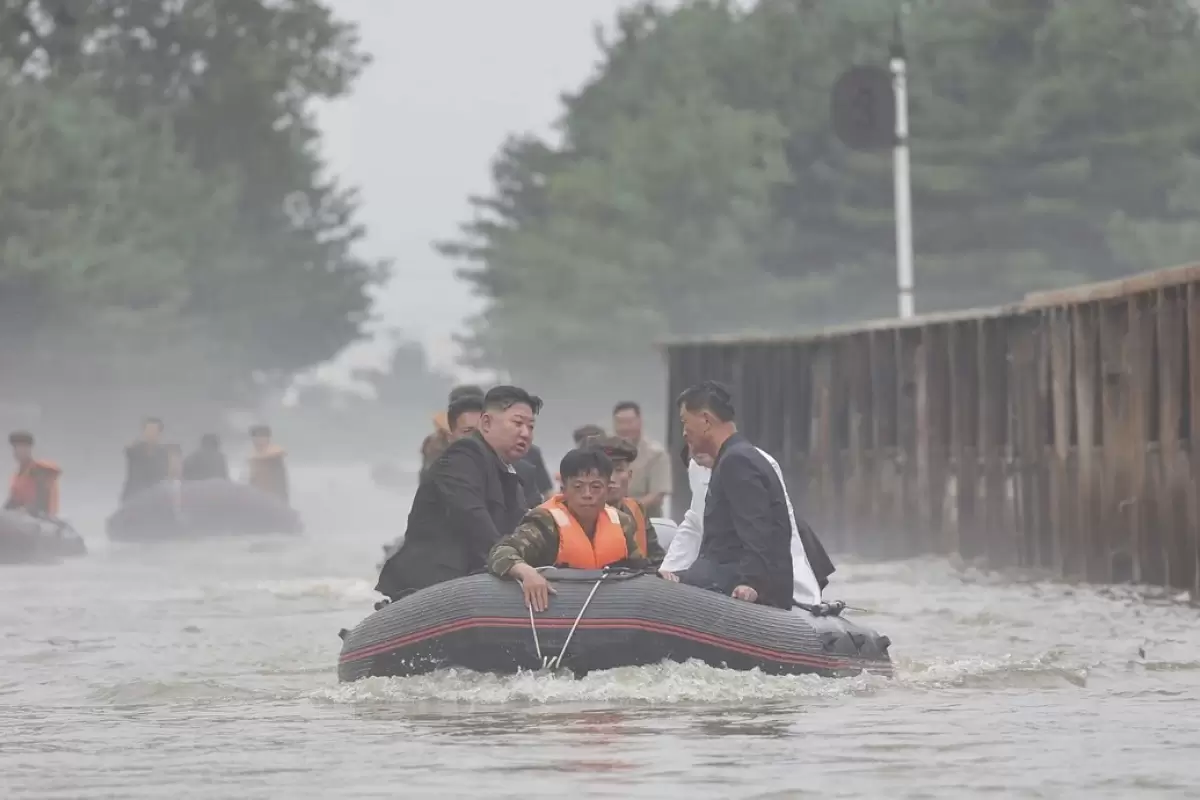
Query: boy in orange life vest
592 435 666 567
5 431 61 518
488 446 648 611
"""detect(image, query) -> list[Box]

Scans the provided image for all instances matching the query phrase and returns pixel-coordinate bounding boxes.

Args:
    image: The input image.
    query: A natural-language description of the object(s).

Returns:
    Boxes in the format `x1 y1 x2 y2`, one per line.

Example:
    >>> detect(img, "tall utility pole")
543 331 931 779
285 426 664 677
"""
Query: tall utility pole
891 6 915 319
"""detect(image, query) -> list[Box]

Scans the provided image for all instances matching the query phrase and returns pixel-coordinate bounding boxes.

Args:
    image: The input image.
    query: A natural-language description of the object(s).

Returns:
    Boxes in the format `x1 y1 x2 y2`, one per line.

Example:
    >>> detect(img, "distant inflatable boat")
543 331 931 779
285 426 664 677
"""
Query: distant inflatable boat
106 479 303 541
0 510 87 564
338 568 892 681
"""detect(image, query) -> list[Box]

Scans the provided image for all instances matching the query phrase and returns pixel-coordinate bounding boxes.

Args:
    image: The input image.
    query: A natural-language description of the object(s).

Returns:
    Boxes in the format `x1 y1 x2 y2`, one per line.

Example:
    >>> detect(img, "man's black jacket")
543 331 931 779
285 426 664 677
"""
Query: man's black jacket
375 432 529 599
695 432 794 609
515 444 553 503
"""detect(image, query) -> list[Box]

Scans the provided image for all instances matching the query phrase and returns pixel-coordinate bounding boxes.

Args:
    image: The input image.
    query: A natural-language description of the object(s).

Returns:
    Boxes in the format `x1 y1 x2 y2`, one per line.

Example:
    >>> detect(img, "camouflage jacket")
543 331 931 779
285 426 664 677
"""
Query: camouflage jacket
487 505 649 577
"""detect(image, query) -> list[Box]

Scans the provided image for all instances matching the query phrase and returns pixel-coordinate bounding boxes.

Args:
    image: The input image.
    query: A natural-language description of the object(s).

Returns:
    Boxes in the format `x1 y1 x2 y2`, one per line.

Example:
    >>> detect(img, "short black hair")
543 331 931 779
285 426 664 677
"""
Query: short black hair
572 423 606 446
676 380 736 422
594 435 638 464
447 394 485 430
249 424 272 437
143 417 164 429
612 400 641 417
559 446 614 482
8 430 33 446
448 384 484 403
483 385 543 415
200 433 221 448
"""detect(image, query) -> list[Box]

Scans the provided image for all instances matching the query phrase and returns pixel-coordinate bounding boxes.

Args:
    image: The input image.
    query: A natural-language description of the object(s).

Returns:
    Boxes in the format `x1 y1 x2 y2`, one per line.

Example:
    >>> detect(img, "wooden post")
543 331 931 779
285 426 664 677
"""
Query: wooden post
1157 288 1189 590
1098 300 1130 582
949 320 980 560
1072 304 1101 581
1047 307 1074 578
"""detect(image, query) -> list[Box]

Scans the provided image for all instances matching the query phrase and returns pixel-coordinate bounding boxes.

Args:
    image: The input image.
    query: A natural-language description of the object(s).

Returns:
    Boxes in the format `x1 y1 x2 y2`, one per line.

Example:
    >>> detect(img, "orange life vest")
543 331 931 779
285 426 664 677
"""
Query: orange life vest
8 460 61 517
539 495 628 570
620 497 647 556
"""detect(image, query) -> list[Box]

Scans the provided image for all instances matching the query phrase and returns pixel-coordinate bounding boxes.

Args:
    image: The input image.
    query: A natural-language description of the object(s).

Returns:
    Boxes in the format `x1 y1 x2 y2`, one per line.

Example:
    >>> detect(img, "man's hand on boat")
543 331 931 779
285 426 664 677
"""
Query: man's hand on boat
732 585 758 603
658 572 758 603
510 563 556 612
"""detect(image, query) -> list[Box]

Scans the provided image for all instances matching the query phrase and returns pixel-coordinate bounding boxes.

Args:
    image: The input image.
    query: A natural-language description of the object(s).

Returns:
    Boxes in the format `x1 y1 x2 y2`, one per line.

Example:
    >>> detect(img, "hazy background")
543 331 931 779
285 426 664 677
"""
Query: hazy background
315 0 663 380
4 0 1198 478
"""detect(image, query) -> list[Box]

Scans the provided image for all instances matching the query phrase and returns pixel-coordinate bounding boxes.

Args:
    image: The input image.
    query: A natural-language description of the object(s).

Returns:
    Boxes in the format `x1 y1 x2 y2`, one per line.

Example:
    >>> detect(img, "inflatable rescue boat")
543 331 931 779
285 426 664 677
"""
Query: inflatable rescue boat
338 568 892 681
0 509 87 564
106 479 303 541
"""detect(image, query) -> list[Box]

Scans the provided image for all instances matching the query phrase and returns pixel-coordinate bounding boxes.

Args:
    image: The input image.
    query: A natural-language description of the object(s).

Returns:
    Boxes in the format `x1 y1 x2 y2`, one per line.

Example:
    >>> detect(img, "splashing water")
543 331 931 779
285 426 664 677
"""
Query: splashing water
2 464 1199 799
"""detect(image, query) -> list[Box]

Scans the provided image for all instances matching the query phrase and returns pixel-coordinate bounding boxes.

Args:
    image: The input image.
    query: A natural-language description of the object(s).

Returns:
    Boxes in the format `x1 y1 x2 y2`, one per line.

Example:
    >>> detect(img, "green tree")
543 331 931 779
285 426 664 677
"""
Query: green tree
446 0 1200 391
353 335 455 414
0 0 383 392
0 74 239 393
1108 155 1200 270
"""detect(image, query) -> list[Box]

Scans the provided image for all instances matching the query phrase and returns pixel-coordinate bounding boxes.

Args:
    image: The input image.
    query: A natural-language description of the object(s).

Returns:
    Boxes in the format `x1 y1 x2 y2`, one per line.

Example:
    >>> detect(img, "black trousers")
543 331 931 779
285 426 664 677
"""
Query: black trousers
678 557 741 596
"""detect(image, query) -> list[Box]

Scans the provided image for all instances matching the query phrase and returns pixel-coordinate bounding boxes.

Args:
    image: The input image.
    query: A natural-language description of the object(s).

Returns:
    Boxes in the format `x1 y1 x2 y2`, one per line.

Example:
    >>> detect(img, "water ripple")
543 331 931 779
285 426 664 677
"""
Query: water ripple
2 465 1199 799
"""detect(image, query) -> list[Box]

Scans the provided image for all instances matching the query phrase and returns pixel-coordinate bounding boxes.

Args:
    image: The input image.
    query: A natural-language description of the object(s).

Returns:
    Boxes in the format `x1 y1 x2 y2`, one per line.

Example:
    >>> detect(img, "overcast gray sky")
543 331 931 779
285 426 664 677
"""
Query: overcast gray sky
314 0 648 381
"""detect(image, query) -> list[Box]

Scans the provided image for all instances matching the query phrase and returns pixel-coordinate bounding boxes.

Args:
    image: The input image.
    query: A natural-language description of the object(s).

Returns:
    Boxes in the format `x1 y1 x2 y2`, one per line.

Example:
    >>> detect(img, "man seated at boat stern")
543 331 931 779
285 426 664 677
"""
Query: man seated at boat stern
488 446 648 612
661 381 794 609
5 431 61 518
592 435 666 567
375 385 541 601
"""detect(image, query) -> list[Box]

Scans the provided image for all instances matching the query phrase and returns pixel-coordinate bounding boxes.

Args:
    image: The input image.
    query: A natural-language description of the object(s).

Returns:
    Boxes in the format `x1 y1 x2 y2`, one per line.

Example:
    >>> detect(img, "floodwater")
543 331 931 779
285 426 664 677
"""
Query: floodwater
2 465 1200 799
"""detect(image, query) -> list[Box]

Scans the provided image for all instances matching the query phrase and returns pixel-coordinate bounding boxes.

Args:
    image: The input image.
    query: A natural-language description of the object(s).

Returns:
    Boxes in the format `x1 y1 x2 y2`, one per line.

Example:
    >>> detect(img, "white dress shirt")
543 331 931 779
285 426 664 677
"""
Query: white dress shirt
660 449 822 605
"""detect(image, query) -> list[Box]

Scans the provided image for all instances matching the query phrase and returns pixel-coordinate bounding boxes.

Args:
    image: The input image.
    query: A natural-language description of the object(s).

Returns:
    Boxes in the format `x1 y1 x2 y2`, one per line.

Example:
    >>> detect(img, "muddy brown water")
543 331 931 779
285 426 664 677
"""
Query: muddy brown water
2 465 1198 799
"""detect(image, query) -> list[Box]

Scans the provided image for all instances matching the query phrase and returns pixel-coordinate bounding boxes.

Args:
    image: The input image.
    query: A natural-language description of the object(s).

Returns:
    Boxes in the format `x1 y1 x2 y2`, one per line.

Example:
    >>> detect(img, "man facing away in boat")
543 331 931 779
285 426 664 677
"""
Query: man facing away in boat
590 435 666 567
246 424 289 503
487 446 649 612
375 385 542 601
182 434 230 481
659 380 797 609
5 431 61 519
375 392 489 567
662 439 834 608
420 384 484 475
446 392 485 440
120 416 171 502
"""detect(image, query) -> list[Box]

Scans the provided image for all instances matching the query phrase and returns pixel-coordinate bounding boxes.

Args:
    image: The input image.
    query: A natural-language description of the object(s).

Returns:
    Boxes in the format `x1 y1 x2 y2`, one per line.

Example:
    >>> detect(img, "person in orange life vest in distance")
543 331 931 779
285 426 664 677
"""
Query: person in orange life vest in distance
488 447 648 612
589 435 666 567
5 431 62 519
660 381 795 609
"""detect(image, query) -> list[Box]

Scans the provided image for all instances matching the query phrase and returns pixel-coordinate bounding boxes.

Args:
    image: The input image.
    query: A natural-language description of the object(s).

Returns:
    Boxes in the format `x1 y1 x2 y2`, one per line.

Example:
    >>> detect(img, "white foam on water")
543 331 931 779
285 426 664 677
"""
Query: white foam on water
312 660 887 706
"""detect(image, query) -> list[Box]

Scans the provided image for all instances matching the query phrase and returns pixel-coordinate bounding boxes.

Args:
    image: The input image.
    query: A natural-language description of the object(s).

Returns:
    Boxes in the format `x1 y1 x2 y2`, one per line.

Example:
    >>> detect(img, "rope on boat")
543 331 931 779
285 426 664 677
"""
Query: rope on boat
545 573 608 672
527 567 610 672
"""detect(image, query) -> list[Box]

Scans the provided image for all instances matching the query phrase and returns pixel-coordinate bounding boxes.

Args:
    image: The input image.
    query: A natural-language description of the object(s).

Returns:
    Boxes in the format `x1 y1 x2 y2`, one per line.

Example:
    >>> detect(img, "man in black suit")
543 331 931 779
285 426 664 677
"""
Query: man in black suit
662 381 795 609
375 385 543 600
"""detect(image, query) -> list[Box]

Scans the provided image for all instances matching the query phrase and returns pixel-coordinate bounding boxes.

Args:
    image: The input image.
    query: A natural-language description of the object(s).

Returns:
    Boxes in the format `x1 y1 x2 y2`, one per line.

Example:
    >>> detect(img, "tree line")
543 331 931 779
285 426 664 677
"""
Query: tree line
444 0 1200 406
0 0 381 439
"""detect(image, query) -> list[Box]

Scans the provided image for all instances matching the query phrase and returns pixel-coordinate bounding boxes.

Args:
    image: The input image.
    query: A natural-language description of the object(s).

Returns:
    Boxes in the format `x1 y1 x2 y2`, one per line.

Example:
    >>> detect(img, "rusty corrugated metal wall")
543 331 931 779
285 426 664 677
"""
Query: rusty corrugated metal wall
665 263 1200 592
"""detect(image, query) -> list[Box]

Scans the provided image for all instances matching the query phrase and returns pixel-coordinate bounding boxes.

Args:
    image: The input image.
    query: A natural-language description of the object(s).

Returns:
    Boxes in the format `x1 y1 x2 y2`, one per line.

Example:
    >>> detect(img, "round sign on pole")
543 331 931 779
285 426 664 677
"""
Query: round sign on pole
830 65 895 152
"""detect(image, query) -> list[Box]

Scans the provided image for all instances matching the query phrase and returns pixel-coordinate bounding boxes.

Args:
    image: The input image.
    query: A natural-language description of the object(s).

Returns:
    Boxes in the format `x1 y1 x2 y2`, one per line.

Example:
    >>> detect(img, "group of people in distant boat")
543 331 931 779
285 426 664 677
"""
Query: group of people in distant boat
4 417 292 522
121 417 291 505
377 380 835 614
